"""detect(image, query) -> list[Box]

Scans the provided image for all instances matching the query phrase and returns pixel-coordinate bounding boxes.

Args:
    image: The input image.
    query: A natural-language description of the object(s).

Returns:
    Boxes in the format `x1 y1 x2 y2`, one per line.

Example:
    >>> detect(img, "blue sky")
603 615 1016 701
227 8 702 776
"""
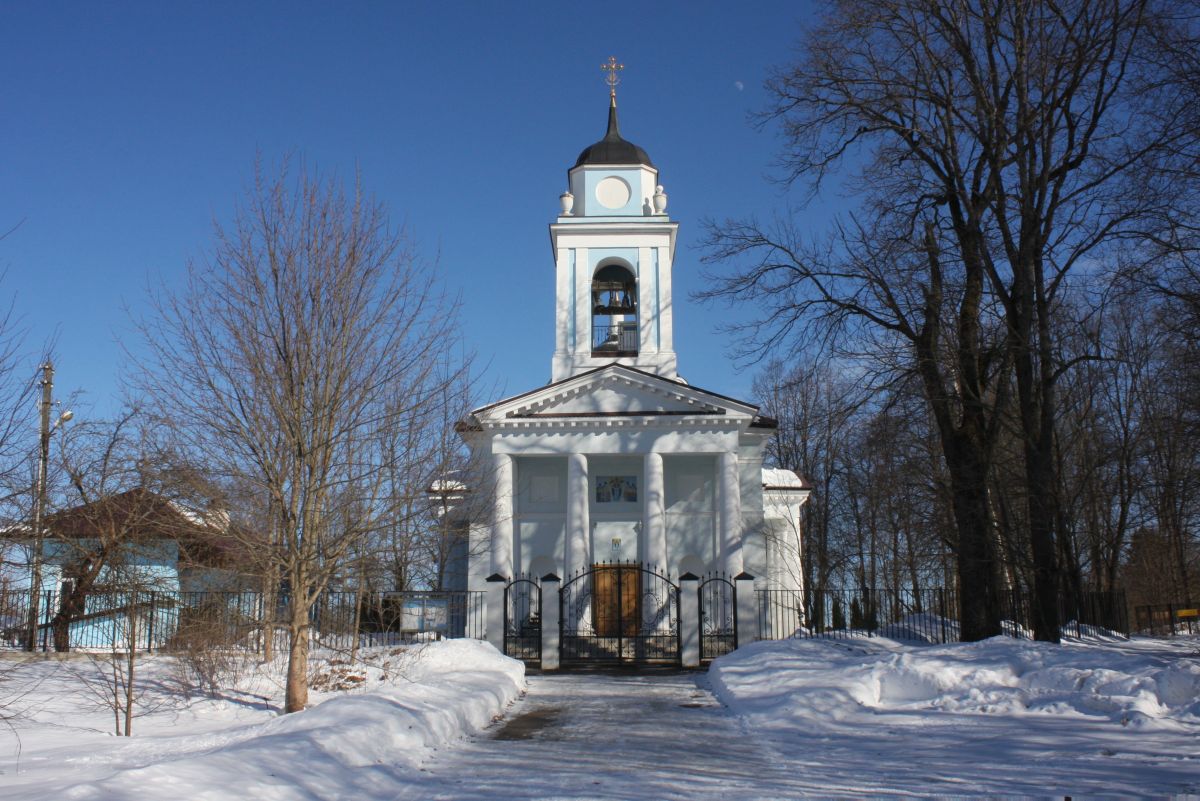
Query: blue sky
1 2 821 420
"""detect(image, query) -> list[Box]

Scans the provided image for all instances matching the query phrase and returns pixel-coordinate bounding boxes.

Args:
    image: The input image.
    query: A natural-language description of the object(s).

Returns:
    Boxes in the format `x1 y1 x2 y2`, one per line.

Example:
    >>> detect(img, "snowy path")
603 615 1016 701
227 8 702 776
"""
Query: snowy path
9 638 1196 799
395 671 806 801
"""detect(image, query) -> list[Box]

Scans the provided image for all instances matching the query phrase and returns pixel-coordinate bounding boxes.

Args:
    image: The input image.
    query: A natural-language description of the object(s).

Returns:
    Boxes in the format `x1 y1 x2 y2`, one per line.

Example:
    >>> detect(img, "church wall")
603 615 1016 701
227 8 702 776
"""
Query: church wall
516 519 565 577
466 522 496 600
742 526 768 585
739 442 766 520
587 248 639 273
763 517 804 592
439 521 471 592
514 457 567 578
663 455 717 574
739 440 768 583
763 490 808 594
587 455 642 564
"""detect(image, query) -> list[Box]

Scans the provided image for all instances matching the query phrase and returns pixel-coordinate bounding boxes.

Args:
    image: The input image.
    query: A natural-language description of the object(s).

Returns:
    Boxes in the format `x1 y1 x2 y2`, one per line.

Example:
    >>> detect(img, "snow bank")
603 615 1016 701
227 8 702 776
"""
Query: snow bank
792 615 1130 644
710 635 1200 796
712 635 1200 726
2 639 523 801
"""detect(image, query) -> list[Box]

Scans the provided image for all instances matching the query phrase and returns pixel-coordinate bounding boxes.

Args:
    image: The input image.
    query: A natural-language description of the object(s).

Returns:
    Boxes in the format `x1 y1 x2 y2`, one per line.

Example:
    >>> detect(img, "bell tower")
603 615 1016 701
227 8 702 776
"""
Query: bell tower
549 58 679 382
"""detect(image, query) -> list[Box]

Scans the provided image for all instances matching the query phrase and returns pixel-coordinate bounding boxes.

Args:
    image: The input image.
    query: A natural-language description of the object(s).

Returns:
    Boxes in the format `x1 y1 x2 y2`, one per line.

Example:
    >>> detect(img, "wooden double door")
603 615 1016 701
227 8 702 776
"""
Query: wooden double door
559 562 680 665
592 563 641 638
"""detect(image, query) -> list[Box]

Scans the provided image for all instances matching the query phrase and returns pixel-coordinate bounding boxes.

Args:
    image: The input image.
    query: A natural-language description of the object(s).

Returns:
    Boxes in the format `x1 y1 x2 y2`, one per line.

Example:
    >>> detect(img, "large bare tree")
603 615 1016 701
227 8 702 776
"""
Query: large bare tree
138 160 465 712
703 0 1196 640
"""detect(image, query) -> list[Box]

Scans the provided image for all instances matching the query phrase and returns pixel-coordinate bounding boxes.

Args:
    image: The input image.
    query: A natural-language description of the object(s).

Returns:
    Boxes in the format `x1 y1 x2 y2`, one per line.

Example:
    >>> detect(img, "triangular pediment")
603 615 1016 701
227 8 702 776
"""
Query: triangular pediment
472 364 760 424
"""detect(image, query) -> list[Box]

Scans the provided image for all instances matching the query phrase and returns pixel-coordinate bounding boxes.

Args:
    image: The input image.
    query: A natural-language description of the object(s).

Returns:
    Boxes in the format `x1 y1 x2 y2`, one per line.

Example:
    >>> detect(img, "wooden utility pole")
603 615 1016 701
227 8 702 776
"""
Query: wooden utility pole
26 361 53 651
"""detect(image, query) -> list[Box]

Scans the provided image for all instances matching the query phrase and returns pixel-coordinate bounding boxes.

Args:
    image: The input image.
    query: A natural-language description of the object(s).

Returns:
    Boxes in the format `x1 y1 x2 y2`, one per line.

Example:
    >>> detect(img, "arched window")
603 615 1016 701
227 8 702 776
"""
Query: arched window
591 262 637 356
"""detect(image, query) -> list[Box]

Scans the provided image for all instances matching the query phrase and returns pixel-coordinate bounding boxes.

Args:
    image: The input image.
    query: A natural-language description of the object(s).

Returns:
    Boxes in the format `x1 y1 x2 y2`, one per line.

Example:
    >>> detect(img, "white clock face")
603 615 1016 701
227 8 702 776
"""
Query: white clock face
595 176 632 210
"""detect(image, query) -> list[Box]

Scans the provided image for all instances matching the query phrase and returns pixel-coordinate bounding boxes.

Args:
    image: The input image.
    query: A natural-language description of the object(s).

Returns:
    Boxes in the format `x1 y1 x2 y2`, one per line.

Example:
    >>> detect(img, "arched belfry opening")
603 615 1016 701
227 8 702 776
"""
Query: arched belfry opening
591 262 638 356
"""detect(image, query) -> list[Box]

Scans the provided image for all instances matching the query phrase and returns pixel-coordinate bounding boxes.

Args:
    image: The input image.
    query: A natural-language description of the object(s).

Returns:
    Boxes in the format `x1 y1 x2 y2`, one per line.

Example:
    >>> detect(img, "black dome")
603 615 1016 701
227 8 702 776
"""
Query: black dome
574 98 654 168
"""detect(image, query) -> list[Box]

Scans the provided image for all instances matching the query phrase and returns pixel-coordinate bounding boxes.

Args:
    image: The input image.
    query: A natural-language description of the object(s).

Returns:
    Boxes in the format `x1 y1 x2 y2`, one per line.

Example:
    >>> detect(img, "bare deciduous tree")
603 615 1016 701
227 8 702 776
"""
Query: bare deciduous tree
138 159 466 713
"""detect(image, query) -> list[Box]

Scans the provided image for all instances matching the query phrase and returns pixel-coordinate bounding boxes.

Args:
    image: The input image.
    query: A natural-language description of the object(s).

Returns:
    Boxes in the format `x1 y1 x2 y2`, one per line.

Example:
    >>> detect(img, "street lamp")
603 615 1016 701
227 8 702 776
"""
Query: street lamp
25 362 72 652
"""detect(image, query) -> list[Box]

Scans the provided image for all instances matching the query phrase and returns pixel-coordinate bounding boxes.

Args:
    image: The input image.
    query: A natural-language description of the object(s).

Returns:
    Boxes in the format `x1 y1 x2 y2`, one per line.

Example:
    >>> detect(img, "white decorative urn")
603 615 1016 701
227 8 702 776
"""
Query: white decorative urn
559 191 575 216
652 185 668 214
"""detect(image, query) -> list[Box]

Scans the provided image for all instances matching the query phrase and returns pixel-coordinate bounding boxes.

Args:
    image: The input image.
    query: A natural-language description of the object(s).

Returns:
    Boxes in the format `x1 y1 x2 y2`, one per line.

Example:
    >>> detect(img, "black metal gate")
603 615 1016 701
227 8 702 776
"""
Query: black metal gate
560 562 679 665
504 575 540 664
699 573 737 661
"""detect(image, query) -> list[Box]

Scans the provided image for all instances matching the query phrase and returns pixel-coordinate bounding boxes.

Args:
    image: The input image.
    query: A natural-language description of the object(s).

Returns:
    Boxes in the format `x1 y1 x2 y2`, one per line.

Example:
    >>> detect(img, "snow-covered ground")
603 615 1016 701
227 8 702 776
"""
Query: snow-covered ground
2 633 1198 799
711 634 1200 797
0 640 524 801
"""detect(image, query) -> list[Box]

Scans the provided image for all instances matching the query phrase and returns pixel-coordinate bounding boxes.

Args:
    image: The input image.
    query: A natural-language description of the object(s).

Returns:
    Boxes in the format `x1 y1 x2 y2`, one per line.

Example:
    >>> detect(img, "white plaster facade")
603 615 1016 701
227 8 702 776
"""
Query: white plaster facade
459 97 809 594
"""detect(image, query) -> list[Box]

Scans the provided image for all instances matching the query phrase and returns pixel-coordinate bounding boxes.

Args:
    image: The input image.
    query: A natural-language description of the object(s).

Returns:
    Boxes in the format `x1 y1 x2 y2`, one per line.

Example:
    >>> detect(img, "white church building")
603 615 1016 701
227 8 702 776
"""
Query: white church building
457 76 809 665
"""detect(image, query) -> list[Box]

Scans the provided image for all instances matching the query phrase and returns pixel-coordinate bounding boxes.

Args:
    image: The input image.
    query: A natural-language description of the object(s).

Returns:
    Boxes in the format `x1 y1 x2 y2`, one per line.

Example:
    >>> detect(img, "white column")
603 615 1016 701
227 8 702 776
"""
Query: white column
490 453 514 578
719 451 743 575
644 452 666 572
566 453 590 578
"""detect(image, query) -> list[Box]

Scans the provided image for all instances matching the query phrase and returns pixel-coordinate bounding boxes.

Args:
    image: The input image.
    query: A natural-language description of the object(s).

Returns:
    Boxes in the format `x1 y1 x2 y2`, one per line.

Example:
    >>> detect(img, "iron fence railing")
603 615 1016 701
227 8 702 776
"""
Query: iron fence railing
592 323 638 353
0 588 485 653
1056 589 1130 638
756 587 1129 643
1133 602 1199 636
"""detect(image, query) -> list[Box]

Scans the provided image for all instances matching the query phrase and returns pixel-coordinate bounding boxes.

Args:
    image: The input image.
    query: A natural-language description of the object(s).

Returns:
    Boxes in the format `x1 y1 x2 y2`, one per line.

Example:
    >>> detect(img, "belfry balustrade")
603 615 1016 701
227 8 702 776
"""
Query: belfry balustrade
591 322 639 355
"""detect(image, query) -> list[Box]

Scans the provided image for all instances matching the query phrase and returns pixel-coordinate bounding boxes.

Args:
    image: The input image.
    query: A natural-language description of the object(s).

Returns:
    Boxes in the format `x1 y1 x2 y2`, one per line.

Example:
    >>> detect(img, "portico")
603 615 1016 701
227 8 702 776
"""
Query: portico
473 363 766 585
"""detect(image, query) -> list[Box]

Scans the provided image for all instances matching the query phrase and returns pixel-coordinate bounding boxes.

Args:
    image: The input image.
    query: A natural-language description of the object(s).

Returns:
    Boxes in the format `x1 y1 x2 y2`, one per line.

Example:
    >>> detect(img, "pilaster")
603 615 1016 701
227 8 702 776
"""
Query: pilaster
573 247 591 359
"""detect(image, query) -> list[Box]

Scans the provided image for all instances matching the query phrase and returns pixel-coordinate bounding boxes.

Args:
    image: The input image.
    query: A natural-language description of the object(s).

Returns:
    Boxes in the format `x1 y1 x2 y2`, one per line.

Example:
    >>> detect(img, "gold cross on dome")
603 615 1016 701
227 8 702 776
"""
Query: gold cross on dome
602 56 624 98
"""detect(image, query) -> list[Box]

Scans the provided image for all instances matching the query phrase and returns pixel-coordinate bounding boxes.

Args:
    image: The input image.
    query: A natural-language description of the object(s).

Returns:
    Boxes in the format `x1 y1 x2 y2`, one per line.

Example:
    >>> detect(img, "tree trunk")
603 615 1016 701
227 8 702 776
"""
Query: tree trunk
350 585 363 662
284 600 310 713
1013 284 1061 643
945 437 1002 641
124 600 137 737
1026 449 1061 642
52 583 87 653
